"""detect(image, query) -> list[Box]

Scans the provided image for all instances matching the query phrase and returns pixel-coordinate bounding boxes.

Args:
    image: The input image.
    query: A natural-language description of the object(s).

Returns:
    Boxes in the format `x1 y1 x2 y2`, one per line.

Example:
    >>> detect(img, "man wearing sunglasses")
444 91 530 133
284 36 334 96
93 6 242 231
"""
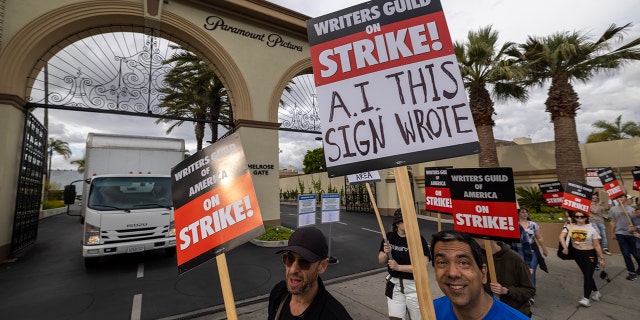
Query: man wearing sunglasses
268 227 352 319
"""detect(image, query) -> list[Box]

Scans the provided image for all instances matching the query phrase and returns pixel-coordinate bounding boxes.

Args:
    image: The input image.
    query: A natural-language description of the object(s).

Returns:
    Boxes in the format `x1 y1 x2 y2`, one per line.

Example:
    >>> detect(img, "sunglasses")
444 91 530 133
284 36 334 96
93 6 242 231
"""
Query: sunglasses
282 252 312 270
574 215 586 219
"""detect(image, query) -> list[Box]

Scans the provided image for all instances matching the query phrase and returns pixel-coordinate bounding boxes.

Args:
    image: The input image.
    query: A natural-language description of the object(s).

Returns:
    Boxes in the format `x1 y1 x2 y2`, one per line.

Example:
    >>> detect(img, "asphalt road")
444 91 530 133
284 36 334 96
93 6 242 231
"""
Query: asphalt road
0 204 446 320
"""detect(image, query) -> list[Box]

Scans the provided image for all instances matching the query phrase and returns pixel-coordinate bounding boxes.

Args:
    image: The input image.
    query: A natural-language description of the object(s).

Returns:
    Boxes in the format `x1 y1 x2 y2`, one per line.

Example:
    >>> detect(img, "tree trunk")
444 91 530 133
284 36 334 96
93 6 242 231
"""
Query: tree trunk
553 116 584 185
476 124 499 167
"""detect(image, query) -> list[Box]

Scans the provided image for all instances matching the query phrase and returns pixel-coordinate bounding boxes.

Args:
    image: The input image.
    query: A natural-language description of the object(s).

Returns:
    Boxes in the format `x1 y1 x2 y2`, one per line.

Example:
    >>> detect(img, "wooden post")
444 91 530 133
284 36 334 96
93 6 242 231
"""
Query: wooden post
366 182 393 259
216 253 238 320
483 239 497 288
394 166 436 319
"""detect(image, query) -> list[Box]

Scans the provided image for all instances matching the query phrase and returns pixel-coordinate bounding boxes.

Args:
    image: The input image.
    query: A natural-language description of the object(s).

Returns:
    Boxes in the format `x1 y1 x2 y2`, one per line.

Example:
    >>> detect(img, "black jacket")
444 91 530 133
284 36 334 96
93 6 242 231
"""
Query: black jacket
267 277 352 320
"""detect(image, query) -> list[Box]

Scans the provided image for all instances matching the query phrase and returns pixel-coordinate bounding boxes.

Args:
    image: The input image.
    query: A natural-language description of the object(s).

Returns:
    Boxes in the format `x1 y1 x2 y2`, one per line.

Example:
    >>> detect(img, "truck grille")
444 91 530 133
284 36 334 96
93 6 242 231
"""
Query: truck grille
101 226 170 244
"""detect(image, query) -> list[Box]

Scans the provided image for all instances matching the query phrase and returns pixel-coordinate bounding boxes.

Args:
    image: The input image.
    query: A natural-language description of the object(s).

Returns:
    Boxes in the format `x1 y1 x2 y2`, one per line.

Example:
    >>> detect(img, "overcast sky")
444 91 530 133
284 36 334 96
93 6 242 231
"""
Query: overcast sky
38 0 640 171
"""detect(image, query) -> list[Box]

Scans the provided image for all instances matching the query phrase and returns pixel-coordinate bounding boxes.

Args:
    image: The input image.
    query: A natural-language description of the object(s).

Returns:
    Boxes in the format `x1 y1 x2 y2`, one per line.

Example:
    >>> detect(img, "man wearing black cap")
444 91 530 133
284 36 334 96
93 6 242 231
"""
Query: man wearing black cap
268 227 352 319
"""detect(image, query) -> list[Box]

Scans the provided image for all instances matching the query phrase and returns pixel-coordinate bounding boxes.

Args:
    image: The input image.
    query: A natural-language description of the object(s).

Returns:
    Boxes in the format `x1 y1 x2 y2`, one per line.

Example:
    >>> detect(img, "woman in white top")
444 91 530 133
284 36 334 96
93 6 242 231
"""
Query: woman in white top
559 210 606 308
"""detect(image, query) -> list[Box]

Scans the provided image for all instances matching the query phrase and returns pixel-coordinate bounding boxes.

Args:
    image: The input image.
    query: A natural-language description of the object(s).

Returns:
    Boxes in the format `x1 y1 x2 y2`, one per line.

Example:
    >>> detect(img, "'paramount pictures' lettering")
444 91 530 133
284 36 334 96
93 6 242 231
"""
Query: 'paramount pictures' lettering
204 16 303 52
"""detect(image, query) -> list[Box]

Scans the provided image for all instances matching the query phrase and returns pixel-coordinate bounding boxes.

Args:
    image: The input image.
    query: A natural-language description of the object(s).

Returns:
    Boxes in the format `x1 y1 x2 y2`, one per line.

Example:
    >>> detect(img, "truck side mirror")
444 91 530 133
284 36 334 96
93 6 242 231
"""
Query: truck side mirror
63 185 77 204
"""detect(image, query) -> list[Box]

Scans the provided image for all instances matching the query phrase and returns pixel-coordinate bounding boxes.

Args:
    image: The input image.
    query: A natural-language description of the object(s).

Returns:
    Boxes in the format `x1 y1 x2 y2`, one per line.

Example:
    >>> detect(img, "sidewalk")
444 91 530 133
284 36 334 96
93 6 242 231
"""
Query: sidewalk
161 249 640 320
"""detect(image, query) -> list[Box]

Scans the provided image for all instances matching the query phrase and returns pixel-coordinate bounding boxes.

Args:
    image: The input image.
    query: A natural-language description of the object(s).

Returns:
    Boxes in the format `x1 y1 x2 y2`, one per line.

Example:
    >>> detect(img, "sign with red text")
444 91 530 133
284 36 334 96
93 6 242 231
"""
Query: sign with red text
597 167 625 199
307 0 480 177
585 167 606 188
538 181 564 207
424 167 453 214
561 180 594 215
632 167 640 191
448 168 519 240
171 133 264 274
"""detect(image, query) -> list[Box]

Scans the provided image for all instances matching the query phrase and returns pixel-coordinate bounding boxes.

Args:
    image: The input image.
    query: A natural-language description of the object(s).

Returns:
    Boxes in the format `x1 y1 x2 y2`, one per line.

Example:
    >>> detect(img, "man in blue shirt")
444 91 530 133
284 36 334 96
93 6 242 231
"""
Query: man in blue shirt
430 230 529 319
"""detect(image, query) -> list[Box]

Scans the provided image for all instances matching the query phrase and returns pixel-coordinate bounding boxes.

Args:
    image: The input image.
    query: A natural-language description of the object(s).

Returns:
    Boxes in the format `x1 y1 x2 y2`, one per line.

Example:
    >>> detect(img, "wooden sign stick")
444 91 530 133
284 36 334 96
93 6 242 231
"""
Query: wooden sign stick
394 166 436 319
483 239 498 291
366 182 393 259
216 253 238 320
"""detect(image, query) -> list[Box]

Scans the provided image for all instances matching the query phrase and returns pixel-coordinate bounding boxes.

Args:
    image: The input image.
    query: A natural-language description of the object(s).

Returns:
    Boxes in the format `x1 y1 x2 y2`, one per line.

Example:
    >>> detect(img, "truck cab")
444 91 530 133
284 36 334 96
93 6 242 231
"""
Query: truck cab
83 174 176 267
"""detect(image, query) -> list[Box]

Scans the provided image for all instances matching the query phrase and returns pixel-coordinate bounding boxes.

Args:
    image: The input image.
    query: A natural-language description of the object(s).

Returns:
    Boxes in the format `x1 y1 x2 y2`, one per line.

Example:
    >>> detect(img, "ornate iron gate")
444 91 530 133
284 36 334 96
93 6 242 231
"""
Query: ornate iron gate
11 113 47 255
344 180 376 213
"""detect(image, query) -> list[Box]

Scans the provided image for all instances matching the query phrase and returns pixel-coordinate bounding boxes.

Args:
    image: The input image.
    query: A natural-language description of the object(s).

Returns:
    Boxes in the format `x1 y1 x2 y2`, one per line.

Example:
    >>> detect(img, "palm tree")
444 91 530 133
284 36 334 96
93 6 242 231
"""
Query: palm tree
47 138 72 179
586 114 640 142
71 158 85 174
518 23 640 184
454 26 528 167
157 47 233 150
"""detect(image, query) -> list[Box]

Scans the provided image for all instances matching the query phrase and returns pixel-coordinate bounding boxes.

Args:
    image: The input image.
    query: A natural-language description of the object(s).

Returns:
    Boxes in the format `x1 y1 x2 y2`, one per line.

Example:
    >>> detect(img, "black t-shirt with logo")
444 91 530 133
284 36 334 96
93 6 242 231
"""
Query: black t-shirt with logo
379 231 430 279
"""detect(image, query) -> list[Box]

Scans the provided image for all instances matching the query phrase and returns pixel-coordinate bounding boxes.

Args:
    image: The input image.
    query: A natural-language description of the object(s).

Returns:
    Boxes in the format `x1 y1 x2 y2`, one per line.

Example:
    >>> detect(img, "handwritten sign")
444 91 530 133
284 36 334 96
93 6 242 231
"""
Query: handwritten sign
307 0 479 177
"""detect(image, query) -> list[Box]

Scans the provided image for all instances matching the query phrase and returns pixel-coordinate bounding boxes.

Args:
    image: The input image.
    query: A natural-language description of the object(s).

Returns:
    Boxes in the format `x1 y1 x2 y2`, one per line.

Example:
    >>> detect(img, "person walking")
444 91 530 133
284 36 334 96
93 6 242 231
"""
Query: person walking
609 195 640 280
476 239 535 318
511 208 548 287
589 193 612 255
378 208 430 320
559 211 606 307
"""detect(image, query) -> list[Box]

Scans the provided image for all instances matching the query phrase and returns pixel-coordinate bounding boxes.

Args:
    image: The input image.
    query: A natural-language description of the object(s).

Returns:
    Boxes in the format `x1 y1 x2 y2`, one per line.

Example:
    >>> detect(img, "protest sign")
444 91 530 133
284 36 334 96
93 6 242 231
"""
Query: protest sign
321 193 341 223
585 167 606 188
632 167 640 191
561 180 594 214
597 167 625 199
424 167 453 214
448 168 519 241
171 132 264 275
346 170 381 184
307 0 479 178
538 181 564 207
297 194 317 227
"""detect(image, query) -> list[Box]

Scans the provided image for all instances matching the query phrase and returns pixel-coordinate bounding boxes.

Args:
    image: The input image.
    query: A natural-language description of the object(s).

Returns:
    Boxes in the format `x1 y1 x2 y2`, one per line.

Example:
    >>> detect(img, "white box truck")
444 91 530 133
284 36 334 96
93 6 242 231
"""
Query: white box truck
78 133 185 268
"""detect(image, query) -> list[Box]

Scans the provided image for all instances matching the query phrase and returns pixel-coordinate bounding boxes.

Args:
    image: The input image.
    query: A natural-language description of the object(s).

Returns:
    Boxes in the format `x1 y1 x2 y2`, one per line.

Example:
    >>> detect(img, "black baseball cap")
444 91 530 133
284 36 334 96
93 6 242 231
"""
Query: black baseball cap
276 227 328 262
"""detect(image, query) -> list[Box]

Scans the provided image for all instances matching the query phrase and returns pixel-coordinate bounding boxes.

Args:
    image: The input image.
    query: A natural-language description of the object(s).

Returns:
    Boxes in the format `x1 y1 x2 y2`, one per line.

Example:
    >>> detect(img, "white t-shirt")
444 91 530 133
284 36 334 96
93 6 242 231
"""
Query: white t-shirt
566 224 601 246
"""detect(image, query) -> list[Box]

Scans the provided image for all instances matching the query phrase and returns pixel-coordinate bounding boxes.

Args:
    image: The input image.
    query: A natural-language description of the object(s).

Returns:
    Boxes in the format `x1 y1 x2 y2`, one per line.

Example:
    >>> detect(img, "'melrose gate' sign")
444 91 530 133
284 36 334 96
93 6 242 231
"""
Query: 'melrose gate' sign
307 0 480 177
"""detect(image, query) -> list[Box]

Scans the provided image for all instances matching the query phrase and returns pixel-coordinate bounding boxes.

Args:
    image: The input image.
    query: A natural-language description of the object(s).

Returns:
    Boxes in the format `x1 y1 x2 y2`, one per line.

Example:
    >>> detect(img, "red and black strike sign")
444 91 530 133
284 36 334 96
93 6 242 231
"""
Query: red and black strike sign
585 167 606 187
538 181 564 207
424 167 453 214
632 167 640 191
597 167 625 199
448 167 519 241
561 180 594 214
171 133 264 275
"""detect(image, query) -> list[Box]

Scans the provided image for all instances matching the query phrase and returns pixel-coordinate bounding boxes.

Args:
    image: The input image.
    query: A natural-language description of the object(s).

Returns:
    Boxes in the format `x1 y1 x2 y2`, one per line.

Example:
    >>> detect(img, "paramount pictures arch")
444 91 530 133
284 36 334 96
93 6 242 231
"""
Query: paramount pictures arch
0 0 317 260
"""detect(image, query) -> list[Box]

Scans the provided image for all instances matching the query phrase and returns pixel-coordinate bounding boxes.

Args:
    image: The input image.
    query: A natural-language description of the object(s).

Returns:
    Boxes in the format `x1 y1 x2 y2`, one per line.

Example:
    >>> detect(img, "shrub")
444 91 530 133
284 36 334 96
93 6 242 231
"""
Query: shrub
42 200 65 209
256 225 294 241
515 186 546 212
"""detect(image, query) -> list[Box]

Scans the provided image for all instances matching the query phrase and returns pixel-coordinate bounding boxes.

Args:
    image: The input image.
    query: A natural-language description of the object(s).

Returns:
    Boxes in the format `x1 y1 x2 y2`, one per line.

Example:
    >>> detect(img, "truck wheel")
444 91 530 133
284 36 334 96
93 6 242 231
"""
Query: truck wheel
164 247 176 257
84 257 100 268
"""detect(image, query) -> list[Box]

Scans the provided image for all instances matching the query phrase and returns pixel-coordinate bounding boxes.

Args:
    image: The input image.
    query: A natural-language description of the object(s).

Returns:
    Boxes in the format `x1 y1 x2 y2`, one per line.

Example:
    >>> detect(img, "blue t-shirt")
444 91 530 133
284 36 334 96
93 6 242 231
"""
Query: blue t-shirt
433 296 529 319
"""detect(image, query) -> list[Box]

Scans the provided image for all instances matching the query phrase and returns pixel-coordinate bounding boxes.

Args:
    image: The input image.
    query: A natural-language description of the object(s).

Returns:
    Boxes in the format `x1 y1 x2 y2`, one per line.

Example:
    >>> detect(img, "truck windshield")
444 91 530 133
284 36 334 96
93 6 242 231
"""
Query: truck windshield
88 177 172 211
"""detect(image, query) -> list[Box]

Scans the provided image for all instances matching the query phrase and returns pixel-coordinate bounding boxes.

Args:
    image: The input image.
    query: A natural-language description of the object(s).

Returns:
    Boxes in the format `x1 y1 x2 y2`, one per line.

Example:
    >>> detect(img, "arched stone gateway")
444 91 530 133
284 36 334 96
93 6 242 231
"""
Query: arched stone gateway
0 0 313 260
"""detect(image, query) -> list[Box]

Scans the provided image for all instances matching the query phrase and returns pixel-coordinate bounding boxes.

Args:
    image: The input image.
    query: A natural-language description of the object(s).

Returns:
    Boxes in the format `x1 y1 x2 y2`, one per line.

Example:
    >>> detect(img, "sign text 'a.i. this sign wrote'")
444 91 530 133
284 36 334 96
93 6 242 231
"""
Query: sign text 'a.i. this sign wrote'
307 0 480 177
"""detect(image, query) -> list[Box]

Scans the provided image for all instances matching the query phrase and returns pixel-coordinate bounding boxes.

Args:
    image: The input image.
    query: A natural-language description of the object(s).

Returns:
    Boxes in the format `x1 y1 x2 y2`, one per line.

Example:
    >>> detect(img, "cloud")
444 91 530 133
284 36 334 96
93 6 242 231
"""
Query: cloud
36 0 640 171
